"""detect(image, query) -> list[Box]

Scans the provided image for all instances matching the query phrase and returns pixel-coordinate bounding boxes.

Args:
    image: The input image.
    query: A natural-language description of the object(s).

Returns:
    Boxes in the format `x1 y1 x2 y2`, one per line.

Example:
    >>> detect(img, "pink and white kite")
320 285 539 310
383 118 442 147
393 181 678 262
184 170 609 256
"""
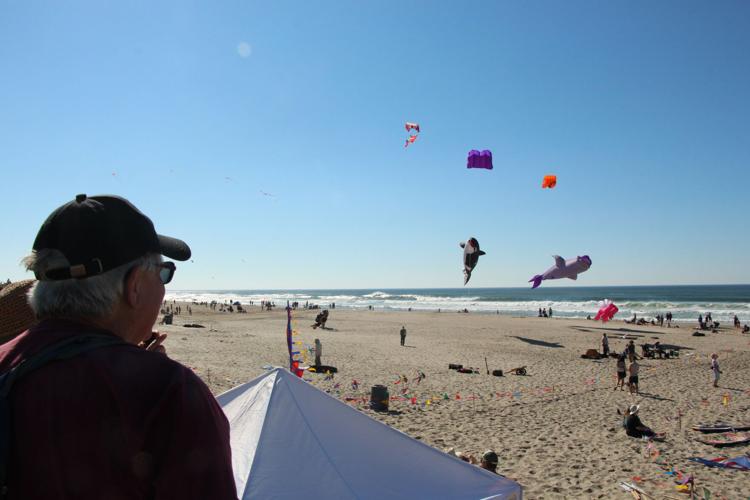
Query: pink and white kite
594 299 619 322
404 122 420 148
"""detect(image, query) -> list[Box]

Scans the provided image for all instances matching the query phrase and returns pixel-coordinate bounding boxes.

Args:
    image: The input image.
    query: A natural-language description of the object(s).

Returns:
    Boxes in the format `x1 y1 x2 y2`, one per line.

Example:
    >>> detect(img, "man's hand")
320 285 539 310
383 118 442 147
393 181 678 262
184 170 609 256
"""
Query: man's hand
140 331 168 354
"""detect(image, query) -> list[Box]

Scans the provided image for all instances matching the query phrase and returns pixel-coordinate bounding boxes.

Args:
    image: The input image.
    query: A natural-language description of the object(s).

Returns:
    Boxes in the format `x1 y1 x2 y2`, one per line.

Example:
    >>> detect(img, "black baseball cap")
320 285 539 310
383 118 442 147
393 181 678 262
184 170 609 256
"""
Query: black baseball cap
32 194 191 281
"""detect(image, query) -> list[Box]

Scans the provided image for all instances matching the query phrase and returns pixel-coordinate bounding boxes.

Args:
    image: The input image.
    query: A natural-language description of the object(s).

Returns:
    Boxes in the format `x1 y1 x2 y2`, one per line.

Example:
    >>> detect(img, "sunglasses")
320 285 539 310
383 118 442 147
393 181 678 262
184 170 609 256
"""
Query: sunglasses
158 262 176 285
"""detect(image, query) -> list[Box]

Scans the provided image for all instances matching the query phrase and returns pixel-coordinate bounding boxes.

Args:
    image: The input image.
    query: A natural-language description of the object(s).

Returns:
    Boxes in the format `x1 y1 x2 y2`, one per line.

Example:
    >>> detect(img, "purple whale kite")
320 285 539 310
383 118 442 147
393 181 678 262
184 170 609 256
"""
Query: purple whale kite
529 255 592 289
460 237 486 285
467 150 493 169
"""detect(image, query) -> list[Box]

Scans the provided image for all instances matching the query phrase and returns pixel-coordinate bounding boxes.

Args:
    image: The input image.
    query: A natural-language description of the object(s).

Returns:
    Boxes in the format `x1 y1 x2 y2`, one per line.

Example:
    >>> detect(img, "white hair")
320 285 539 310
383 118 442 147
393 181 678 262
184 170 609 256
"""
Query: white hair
23 250 162 320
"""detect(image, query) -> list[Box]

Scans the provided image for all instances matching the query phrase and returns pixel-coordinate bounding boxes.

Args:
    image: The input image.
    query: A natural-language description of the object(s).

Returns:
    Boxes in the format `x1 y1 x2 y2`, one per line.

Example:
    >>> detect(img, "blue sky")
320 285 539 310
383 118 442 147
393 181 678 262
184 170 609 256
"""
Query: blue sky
1 1 749 289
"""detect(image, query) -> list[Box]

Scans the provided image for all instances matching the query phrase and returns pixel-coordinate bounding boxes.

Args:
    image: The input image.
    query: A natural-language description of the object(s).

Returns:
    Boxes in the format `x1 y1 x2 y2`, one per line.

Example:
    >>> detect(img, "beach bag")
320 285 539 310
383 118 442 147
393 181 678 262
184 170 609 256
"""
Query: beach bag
492 369 503 377
0 280 37 344
369 385 389 412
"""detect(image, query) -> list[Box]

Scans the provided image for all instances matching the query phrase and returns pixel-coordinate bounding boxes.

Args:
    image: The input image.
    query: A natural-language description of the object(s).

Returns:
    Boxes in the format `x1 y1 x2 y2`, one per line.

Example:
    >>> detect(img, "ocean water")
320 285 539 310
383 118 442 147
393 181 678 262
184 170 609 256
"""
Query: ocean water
165 285 750 323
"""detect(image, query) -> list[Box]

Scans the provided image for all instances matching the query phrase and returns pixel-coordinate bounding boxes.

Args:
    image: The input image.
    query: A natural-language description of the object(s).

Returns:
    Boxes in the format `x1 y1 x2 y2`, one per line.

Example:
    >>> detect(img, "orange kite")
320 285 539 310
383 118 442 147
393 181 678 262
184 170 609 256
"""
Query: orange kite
542 175 557 189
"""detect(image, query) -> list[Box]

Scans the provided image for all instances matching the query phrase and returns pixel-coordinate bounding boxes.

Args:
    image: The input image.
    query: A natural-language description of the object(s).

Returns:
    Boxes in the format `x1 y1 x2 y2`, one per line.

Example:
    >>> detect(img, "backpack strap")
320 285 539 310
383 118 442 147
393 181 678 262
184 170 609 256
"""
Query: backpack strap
0 333 127 498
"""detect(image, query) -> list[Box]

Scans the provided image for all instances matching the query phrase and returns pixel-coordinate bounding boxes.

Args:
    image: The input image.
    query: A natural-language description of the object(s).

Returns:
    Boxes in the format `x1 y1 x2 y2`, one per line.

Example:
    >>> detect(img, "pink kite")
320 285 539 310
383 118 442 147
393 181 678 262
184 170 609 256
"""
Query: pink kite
404 122 420 148
405 122 420 133
594 299 618 322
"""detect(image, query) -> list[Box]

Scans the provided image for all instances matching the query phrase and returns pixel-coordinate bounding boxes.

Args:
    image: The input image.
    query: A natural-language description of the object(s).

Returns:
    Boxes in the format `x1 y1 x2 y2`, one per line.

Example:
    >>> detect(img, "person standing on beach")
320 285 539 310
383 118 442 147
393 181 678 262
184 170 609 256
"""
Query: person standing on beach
628 358 640 394
601 333 609 357
400 325 407 346
548 306 553 317
710 353 722 388
626 340 638 362
314 338 322 366
614 355 626 391
0 194 236 499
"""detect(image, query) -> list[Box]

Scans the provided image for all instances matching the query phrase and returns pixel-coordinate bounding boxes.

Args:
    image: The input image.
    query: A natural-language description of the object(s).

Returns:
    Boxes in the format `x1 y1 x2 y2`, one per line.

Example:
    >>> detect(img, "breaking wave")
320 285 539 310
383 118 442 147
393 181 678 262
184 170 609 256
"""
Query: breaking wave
165 286 750 323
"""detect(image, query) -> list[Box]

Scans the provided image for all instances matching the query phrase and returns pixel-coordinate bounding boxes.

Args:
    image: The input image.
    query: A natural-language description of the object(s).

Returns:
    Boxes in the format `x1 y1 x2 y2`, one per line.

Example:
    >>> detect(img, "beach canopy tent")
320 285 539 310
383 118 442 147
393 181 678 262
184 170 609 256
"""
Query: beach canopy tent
217 368 523 500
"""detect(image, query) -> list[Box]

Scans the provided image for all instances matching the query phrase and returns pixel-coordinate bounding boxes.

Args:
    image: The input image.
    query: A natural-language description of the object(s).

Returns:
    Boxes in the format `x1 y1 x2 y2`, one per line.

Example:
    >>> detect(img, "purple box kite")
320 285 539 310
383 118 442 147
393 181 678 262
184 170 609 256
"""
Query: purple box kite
467 150 493 169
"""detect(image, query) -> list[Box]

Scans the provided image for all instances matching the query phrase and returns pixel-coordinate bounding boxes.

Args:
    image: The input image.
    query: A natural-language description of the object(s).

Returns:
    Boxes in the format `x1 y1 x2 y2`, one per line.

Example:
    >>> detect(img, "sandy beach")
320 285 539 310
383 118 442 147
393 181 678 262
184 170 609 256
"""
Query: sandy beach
160 304 750 499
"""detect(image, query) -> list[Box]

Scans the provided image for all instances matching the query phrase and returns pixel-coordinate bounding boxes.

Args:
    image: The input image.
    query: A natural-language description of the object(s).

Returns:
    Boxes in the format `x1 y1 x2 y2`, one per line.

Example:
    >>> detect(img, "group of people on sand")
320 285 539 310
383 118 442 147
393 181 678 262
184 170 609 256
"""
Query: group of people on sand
260 300 275 311
623 312 676 327
605 335 728 444
537 307 552 317
608 337 642 394
218 303 245 313
653 312 672 327
697 312 720 330
630 312 673 327
605 309 750 334
608 340 665 440
732 314 750 333
607 334 724 394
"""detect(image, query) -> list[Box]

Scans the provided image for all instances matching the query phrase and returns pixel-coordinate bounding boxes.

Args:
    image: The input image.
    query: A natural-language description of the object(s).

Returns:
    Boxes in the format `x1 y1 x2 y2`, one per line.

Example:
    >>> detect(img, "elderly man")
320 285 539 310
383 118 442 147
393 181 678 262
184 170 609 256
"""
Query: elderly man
0 194 236 499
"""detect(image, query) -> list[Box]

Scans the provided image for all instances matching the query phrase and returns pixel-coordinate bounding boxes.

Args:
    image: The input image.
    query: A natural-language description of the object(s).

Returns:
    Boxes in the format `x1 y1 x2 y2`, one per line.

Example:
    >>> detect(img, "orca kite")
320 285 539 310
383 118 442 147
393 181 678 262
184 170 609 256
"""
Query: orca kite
460 238 486 285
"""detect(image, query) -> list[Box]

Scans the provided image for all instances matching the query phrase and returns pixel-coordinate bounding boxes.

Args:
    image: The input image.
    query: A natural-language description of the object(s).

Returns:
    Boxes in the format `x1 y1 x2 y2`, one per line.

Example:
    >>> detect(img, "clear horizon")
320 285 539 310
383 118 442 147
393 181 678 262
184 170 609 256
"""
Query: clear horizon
2 1 749 289
167 283 750 291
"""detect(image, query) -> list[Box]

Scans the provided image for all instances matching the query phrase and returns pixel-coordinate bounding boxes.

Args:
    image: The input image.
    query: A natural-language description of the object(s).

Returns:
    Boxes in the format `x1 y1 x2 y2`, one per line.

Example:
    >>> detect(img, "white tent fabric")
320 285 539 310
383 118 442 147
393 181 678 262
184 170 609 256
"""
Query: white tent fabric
217 368 523 500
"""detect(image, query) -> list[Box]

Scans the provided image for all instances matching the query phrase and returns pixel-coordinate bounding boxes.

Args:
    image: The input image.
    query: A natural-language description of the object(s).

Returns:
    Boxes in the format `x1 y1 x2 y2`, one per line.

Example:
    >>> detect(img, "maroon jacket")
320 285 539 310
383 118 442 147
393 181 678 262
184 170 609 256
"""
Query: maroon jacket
0 320 237 499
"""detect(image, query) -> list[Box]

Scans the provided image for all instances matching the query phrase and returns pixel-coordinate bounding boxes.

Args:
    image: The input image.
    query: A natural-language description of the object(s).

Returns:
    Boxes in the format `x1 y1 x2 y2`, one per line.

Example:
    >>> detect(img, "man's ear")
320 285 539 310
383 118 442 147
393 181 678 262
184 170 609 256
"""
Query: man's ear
123 266 143 308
